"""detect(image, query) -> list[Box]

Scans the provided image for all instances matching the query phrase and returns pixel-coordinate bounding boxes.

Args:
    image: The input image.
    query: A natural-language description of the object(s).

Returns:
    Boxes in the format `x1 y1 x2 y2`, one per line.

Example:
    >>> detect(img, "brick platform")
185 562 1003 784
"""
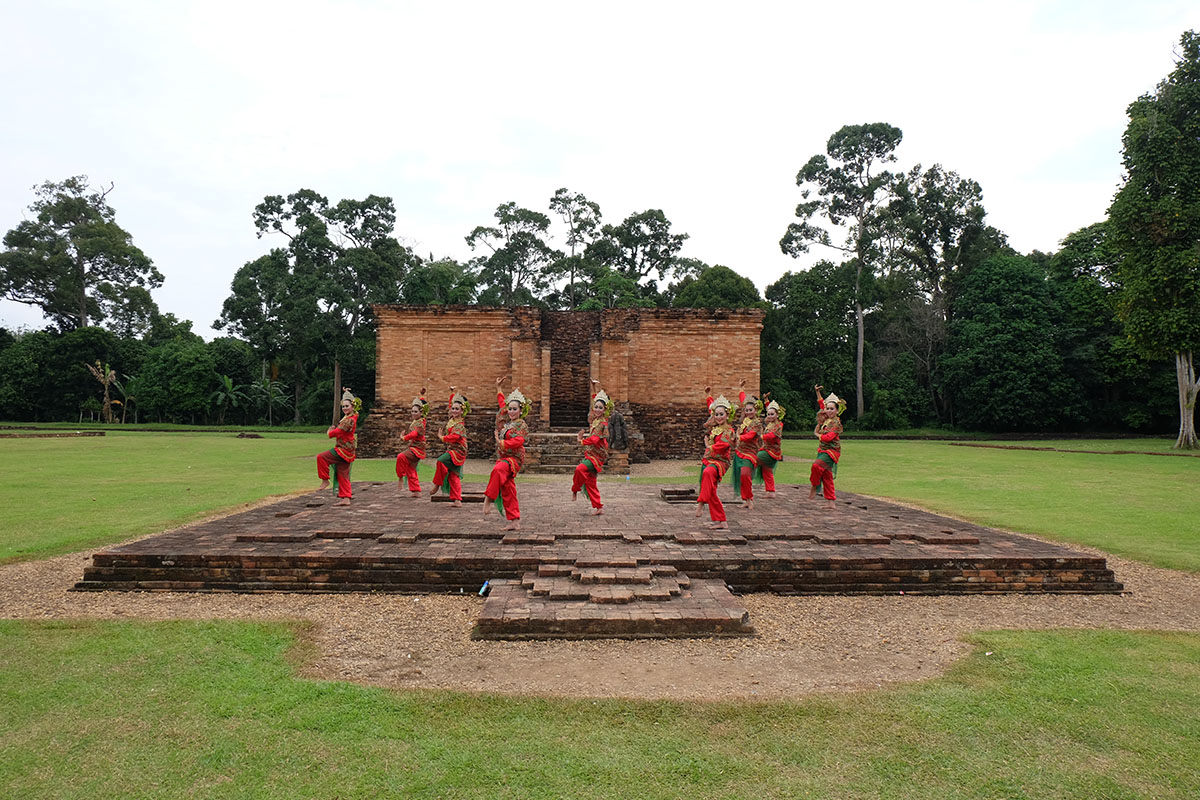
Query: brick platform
74 481 1123 638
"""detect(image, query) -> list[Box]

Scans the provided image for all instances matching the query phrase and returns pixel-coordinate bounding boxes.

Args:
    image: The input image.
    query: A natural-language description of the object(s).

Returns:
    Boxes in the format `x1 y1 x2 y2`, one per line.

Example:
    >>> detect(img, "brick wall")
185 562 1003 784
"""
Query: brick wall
360 305 764 459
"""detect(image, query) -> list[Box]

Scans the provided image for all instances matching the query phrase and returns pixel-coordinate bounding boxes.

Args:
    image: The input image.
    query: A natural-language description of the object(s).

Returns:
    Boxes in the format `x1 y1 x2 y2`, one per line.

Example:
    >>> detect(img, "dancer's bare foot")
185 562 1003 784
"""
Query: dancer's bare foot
824 499 837 511
572 492 578 502
410 491 421 499
739 499 754 510
335 498 351 506
319 479 330 491
766 491 777 499
694 503 702 518
707 521 729 530
452 500 462 508
503 520 521 531
429 485 439 497
590 506 604 516
483 500 494 516
807 485 817 500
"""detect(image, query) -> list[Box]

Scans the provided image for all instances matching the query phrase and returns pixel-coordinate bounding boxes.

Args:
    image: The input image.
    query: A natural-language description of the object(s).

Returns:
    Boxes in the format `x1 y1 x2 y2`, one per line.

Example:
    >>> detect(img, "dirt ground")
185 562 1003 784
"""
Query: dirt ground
5 533 1199 701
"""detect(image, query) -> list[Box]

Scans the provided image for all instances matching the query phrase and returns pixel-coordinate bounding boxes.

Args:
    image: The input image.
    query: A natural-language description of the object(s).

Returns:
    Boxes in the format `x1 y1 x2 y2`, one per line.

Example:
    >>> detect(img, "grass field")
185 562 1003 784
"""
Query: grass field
1 620 1197 800
2 432 1199 798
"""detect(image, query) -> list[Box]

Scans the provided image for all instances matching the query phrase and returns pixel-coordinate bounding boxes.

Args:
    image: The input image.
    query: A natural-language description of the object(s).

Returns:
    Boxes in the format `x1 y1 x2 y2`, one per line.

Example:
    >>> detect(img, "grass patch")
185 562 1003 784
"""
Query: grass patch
1 620 1196 799
771 439 1200 573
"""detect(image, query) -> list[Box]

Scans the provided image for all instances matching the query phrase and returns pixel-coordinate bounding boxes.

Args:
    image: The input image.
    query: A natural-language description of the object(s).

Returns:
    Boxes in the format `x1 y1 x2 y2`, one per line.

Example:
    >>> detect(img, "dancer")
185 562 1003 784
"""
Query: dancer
395 388 428 497
808 384 845 509
755 394 785 498
429 386 469 506
732 379 762 510
696 390 734 529
317 387 360 506
484 377 529 530
572 379 611 515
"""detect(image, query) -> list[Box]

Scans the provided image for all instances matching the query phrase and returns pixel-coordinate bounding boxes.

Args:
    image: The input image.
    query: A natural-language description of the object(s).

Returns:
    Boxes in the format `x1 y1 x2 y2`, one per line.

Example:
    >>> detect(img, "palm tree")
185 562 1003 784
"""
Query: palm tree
209 374 249 426
84 360 117 423
252 377 291 426
113 374 145 424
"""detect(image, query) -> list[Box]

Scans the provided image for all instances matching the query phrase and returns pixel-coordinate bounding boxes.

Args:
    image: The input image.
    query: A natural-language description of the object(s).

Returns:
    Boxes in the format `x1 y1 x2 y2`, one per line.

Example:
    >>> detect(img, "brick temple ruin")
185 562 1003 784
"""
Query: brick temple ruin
358 306 766 468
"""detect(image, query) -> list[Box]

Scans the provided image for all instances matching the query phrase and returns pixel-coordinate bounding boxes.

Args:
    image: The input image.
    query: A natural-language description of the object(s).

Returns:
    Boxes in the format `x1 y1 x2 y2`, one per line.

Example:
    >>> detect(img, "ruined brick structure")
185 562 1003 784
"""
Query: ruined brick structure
358 306 765 460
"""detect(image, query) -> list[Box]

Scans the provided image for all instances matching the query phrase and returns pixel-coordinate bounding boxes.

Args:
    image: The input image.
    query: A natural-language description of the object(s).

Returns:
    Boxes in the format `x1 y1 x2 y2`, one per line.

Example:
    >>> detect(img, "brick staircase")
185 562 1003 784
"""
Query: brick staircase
521 427 630 474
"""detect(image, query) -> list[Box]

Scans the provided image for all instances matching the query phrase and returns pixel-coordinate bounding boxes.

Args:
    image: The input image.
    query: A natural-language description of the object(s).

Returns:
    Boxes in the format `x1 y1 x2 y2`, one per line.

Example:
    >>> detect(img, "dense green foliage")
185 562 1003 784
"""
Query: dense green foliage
1108 30 1200 448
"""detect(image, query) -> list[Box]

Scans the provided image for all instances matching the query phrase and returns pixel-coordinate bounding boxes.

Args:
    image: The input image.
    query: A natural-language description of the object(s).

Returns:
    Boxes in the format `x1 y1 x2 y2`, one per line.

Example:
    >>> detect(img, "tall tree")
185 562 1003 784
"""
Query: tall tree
548 189 602 308
781 123 903 419
587 209 689 284
886 164 1002 421
1108 30 1200 449
672 265 763 308
250 190 415 422
0 176 163 331
466 202 558 306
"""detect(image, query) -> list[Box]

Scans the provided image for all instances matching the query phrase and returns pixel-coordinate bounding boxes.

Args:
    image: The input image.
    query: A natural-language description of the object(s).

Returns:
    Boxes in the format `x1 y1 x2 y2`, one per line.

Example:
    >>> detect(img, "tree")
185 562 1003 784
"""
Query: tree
138 339 216 423
672 265 763 308
84 360 117 423
942 254 1078 431
467 202 558 306
209 374 249 425
781 123 904 419
251 376 291 426
548 189 602 308
1108 30 1200 449
762 262 857 429
0 176 163 331
587 209 689 284
575 266 656 310
249 190 415 423
401 258 477 305
884 164 1004 422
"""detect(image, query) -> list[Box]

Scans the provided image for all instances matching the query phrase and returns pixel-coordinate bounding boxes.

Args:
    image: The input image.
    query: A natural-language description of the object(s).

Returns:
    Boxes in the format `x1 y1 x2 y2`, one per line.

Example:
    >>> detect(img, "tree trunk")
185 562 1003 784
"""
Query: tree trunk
332 358 342 426
77 254 89 329
1175 350 1198 450
855 300 864 420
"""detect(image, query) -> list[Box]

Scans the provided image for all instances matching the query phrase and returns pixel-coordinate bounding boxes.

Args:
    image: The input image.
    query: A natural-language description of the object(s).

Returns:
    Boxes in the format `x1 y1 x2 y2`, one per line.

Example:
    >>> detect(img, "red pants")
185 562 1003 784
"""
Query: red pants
432 454 462 501
395 452 421 491
739 465 754 501
317 449 352 499
698 464 726 522
485 460 520 520
572 462 602 508
810 461 836 500
761 467 776 492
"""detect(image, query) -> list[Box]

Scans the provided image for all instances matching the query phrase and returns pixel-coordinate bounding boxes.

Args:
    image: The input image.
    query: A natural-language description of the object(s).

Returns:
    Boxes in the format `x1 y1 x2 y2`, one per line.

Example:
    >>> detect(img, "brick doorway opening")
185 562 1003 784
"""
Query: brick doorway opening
543 311 598 428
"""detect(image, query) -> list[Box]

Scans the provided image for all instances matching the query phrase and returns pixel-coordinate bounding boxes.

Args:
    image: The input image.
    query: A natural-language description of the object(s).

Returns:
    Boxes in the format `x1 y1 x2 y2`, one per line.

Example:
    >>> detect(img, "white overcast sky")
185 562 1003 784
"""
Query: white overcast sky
2 0 1198 339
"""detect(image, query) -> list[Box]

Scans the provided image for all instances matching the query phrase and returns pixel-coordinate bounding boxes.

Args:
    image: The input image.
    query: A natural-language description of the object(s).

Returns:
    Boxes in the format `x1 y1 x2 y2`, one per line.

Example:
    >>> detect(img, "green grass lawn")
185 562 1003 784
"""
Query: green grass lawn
1 620 1196 799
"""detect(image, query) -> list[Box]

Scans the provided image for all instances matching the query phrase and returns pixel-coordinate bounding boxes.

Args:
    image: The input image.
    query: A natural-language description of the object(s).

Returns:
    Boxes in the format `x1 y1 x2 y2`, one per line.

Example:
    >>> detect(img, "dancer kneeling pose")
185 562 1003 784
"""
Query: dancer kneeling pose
572 379 611 515
696 392 734 530
484 378 530 531
395 388 427 497
317 388 360 506
755 395 785 498
808 384 845 510
430 387 469 506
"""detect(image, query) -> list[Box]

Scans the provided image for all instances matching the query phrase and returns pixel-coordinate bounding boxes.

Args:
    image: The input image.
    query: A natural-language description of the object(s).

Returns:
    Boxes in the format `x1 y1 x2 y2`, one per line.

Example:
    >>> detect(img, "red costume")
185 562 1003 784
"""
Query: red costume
698 395 734 523
756 409 784 493
810 390 844 501
395 392 428 492
485 390 529 521
572 391 611 510
733 390 762 502
432 391 468 501
317 396 358 500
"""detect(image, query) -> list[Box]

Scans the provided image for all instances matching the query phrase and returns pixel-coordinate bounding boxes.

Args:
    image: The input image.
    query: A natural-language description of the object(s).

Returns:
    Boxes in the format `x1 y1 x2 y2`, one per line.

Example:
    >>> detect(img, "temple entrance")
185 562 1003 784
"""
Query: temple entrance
542 311 598 428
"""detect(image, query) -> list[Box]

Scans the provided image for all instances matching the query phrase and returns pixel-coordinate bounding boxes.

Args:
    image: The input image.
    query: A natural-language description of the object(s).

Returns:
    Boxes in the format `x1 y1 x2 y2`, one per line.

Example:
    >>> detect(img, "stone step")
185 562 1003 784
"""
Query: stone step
474 576 753 639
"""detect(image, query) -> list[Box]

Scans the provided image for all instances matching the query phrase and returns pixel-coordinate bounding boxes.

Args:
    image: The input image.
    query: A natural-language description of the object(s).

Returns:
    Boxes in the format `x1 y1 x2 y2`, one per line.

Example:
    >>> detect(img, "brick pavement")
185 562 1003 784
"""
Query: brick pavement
74 481 1123 638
